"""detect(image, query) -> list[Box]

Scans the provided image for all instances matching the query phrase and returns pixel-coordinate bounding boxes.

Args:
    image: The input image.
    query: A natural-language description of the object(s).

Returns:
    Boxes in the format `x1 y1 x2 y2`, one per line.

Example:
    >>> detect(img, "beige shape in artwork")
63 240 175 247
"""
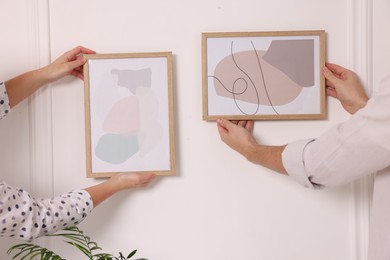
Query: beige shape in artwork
136 86 163 157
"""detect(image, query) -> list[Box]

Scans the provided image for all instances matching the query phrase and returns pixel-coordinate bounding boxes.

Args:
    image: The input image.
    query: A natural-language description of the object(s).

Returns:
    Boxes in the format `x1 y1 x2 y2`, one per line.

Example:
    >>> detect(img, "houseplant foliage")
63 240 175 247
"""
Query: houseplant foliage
7 226 147 260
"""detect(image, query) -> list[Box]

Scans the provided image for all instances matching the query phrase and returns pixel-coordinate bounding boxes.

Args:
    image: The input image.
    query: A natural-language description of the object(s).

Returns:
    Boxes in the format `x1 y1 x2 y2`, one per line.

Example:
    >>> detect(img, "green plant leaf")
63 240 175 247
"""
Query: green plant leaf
127 250 137 259
8 226 146 260
65 241 92 258
7 242 63 260
90 246 103 251
28 248 55 260
42 251 55 260
50 234 87 248
94 253 117 260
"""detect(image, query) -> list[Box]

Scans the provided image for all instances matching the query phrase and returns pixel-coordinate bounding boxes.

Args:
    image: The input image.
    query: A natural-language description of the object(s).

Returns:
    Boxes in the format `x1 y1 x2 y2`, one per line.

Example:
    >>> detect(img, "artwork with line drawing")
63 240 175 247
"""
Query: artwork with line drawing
202 31 326 120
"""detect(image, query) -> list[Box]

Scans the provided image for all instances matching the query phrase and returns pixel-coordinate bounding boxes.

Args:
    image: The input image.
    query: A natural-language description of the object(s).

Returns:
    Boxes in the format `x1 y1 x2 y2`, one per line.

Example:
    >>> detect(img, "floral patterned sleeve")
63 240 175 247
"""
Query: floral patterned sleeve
0 181 94 241
0 82 10 119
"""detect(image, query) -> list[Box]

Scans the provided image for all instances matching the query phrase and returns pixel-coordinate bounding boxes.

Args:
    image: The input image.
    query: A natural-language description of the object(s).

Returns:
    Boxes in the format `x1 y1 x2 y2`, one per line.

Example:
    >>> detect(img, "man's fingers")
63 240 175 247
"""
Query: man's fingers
237 121 247 127
326 87 337 99
322 66 342 87
325 63 347 75
325 79 336 89
217 120 228 136
217 119 234 131
245 121 254 132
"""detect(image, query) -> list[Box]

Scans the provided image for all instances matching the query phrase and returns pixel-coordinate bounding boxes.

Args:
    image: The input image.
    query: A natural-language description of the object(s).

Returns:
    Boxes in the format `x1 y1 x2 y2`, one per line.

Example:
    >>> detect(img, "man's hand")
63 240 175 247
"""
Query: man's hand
323 63 369 114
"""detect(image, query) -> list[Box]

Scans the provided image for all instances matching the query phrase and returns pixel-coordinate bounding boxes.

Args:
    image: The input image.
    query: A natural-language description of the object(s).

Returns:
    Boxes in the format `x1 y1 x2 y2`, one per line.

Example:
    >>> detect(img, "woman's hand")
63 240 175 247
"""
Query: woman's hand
5 46 96 107
108 173 156 191
42 46 96 82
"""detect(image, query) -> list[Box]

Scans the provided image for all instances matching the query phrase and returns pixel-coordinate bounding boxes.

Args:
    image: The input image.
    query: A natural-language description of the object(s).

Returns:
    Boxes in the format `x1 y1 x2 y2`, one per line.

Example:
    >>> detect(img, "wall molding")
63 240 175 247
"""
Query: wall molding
348 0 374 259
27 0 52 199
27 0 53 249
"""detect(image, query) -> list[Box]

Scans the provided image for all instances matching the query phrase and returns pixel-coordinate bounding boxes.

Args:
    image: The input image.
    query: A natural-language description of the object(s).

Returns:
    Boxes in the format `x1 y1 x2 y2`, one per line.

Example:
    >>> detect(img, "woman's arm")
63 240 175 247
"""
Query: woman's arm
0 173 155 241
0 181 93 241
85 173 156 207
5 46 95 108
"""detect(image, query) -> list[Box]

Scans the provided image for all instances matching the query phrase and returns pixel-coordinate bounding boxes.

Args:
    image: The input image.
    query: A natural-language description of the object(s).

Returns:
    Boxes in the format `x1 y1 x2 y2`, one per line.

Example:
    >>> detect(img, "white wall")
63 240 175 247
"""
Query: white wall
0 0 375 259
373 0 390 88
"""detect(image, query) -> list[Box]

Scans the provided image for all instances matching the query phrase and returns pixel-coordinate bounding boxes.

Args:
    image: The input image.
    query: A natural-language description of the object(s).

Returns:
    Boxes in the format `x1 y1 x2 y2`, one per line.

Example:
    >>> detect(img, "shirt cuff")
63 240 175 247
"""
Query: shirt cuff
72 189 94 215
282 139 322 189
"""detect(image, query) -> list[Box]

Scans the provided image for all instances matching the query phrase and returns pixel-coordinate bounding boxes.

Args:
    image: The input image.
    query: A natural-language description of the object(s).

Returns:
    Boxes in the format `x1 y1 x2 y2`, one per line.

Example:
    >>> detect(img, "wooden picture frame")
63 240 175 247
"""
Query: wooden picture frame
84 52 175 178
202 30 326 120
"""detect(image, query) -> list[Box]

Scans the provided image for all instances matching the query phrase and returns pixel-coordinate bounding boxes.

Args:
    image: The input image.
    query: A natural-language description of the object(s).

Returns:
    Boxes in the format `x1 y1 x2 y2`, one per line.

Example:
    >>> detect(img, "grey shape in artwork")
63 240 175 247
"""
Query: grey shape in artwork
111 68 152 94
262 39 314 87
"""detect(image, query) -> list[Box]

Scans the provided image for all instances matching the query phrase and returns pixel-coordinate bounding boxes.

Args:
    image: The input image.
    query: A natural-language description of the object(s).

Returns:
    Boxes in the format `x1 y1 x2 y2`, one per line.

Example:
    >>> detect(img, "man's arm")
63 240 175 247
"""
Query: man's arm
217 119 287 174
216 63 369 175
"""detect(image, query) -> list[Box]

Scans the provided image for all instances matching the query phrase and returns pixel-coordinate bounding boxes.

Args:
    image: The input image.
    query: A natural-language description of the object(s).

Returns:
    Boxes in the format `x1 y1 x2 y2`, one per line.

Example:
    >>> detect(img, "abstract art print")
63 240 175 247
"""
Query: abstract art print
202 30 326 120
84 52 175 177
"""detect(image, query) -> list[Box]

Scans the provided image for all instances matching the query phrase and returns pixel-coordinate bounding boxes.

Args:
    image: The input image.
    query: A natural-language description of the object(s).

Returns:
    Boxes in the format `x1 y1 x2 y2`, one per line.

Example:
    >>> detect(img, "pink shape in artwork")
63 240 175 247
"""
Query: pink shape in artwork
213 50 303 106
102 96 139 134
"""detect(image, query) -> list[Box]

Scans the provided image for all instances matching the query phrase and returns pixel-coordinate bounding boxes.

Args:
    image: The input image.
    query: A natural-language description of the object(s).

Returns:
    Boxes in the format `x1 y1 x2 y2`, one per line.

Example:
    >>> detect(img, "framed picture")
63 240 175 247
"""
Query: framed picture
84 52 175 178
202 30 326 120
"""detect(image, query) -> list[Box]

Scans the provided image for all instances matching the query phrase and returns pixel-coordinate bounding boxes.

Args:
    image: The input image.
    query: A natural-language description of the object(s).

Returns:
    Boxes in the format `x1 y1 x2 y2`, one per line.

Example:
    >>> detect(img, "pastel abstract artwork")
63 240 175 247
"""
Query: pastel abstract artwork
202 31 326 120
84 52 175 177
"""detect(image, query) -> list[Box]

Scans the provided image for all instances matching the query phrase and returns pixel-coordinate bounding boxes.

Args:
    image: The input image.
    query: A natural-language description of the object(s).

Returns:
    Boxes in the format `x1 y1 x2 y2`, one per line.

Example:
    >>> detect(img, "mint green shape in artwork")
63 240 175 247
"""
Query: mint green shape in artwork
95 134 139 164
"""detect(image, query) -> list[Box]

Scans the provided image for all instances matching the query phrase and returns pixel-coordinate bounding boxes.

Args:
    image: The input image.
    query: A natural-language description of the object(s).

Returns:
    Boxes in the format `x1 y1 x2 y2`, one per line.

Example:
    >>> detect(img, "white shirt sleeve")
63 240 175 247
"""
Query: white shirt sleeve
282 76 390 188
282 138 322 189
0 180 94 241
0 82 11 120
